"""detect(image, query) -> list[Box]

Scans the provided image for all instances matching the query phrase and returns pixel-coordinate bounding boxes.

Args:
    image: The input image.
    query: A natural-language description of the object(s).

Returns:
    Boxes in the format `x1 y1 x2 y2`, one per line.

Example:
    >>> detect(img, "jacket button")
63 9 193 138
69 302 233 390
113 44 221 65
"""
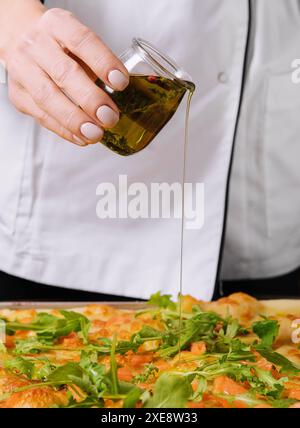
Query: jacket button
218 72 228 84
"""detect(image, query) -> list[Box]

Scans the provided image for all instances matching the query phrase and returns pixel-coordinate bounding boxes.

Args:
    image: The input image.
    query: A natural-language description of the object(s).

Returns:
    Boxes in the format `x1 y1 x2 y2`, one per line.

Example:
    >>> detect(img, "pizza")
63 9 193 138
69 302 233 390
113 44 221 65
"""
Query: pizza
0 292 299 408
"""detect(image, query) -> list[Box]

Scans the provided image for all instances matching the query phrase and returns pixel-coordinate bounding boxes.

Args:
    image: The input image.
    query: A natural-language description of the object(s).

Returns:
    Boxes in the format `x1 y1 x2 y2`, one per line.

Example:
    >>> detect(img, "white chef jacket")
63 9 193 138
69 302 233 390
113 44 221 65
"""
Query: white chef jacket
0 0 299 300
222 0 300 281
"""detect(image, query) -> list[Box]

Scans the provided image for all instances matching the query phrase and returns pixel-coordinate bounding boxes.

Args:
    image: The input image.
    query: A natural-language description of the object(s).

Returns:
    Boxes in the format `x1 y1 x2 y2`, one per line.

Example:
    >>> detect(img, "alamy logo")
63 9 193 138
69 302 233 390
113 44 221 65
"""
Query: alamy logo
291 59 300 84
96 175 205 230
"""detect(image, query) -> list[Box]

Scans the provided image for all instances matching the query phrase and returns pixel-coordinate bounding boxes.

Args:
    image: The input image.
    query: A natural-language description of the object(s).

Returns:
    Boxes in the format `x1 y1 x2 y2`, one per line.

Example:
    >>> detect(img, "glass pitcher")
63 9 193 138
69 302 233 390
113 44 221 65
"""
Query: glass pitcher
96 38 195 156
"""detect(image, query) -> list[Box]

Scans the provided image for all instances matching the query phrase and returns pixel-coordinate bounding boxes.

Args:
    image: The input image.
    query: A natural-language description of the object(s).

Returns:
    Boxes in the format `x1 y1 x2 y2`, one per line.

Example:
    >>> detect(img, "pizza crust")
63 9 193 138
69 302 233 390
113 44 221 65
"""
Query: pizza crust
260 300 300 317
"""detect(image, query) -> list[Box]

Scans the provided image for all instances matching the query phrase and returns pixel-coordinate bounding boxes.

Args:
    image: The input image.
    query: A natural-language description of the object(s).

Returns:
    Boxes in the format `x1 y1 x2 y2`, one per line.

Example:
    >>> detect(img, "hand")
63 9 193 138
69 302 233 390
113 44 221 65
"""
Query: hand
2 6 129 147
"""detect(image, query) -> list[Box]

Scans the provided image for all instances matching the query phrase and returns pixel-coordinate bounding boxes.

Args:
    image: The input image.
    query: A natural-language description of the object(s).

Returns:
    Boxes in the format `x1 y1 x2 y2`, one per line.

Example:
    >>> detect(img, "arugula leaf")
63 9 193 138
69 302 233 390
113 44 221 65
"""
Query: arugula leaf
219 392 296 408
197 360 254 382
14 338 55 355
5 313 59 335
158 312 222 358
0 342 6 354
34 313 59 326
79 349 99 368
134 326 164 340
255 347 300 373
60 311 90 344
108 334 119 395
252 319 279 347
46 362 101 397
144 373 192 408
35 361 57 380
212 329 255 361
87 337 140 356
6 310 91 344
254 368 287 399
79 350 107 393
224 318 240 340
148 292 176 310
201 358 288 400
270 398 298 408
47 362 84 384
34 350 109 400
2 355 109 405
5 357 34 379
123 387 142 408
13 337 75 355
218 393 265 407
191 376 207 402
68 373 98 397
61 396 104 408
134 364 158 383
250 320 298 377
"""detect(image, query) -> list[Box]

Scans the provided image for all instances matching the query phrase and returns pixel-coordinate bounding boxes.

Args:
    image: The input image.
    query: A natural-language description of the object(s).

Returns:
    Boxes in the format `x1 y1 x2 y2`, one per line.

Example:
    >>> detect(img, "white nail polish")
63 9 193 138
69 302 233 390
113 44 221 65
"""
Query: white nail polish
96 105 119 128
108 70 129 90
80 123 104 141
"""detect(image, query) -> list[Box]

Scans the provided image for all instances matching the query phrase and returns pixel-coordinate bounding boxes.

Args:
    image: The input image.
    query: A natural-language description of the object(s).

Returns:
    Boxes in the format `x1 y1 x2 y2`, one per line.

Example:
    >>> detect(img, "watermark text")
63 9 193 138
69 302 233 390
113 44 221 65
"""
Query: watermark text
96 175 205 230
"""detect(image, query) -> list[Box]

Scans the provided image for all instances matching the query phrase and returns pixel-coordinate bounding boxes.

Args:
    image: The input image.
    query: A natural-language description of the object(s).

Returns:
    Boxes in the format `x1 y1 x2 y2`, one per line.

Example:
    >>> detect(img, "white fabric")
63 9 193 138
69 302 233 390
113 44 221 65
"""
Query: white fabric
222 0 300 280
0 0 254 299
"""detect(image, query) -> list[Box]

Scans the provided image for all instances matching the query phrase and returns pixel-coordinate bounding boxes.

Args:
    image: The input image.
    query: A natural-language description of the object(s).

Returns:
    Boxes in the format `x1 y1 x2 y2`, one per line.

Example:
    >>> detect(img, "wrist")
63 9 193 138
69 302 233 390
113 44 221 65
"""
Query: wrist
0 0 46 63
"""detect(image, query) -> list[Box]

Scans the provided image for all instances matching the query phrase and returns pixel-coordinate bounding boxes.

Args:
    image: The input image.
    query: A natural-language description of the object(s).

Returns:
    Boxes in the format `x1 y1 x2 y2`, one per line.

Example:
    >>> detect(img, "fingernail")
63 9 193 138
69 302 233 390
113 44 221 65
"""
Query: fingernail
96 105 119 128
80 123 104 141
73 135 87 147
108 70 129 90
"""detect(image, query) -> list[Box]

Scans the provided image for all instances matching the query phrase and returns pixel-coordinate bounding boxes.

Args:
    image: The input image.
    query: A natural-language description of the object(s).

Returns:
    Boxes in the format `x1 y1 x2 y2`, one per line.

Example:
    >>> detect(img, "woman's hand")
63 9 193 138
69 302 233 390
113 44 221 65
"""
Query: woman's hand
0 1 129 147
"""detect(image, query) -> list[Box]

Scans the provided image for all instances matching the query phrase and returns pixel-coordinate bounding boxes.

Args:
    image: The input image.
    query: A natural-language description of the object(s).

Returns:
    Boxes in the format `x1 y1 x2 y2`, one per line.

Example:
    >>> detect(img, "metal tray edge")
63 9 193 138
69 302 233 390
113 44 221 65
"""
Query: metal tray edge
0 301 149 311
0 299 299 312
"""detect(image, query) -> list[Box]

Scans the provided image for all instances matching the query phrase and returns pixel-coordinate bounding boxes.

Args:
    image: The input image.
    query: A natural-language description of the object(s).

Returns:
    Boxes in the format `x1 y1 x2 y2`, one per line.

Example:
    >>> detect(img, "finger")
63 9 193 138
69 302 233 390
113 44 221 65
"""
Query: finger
8 81 88 147
29 35 120 129
42 8 129 90
11 55 104 143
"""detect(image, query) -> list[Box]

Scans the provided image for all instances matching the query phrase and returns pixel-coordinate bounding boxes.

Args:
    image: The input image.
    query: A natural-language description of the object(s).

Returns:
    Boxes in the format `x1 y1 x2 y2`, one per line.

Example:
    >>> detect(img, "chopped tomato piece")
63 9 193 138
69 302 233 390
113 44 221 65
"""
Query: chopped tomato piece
92 320 106 328
129 353 153 369
117 367 133 382
213 376 248 395
108 315 132 325
207 394 232 408
190 341 206 355
256 357 273 371
5 336 15 349
59 332 83 348
285 382 300 400
118 330 131 340
187 401 206 408
287 389 300 400
233 400 249 408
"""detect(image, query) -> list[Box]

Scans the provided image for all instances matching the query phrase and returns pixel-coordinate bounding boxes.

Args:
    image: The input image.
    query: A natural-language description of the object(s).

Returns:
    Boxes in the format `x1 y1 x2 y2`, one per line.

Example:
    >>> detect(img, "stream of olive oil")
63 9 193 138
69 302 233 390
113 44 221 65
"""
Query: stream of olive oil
99 74 195 354
178 88 195 358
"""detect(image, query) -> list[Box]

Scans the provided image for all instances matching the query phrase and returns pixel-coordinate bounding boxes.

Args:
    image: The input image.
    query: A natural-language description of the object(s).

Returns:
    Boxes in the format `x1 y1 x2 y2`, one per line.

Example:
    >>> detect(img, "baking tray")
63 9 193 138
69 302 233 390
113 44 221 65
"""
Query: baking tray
0 299 299 313
0 301 149 310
